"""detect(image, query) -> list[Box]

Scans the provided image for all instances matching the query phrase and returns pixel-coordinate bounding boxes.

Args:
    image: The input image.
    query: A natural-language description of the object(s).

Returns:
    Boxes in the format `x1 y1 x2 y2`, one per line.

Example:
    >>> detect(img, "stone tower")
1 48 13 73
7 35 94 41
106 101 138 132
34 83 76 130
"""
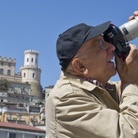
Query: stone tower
20 50 42 98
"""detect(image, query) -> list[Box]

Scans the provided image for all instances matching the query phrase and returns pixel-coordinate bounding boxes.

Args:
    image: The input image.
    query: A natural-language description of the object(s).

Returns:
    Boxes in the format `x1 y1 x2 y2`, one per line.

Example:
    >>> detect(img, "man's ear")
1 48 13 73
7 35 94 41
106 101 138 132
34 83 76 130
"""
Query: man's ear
71 58 88 75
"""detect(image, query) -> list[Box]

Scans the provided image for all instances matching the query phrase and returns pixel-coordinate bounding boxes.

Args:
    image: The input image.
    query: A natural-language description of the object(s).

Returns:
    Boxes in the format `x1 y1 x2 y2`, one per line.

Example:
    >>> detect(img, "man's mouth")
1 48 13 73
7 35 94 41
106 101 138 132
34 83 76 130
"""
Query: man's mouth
107 57 114 63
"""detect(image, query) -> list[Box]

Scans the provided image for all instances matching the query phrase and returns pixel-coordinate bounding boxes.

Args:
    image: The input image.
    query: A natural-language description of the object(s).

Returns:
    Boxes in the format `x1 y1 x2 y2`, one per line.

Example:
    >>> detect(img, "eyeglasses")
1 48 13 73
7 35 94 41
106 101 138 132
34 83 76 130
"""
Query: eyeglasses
74 39 107 59
98 39 107 50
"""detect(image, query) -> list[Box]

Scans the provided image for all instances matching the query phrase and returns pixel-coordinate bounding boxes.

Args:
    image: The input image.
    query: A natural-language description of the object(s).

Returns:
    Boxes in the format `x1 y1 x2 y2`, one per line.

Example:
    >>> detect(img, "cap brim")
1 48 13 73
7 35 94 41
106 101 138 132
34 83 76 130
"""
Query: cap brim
85 21 111 41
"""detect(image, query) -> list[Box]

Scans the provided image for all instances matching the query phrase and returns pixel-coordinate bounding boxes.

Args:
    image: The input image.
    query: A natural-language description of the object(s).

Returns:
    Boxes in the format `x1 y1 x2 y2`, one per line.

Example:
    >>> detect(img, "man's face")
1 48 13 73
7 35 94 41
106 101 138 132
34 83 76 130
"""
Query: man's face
78 35 116 84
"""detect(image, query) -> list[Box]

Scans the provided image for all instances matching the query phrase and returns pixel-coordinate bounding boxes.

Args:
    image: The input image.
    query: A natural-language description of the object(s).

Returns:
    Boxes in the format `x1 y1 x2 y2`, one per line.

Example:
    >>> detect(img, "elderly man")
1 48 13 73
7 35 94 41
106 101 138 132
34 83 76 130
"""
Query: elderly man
46 11 138 138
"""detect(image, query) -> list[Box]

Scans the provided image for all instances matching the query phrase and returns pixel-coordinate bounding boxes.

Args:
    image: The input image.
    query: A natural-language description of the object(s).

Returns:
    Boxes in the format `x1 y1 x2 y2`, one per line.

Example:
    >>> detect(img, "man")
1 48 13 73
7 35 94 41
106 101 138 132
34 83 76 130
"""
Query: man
46 11 138 138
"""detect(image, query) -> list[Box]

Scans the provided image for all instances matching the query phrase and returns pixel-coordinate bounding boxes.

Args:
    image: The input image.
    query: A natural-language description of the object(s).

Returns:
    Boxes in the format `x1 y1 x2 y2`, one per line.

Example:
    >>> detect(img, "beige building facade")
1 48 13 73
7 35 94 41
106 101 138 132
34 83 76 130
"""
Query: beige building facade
0 50 45 131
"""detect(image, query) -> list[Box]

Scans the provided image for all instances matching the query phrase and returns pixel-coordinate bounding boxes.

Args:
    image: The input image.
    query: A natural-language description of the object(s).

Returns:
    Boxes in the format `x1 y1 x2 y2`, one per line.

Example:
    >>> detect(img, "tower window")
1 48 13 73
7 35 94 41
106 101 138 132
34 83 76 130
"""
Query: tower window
31 58 33 62
24 73 26 77
32 73 35 78
8 63 11 67
7 69 11 75
27 58 29 62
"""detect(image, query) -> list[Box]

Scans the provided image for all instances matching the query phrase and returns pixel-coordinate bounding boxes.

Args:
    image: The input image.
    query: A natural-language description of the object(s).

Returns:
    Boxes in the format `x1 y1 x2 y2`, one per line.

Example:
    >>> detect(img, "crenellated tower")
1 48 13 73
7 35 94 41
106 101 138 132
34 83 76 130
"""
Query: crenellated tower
20 50 42 98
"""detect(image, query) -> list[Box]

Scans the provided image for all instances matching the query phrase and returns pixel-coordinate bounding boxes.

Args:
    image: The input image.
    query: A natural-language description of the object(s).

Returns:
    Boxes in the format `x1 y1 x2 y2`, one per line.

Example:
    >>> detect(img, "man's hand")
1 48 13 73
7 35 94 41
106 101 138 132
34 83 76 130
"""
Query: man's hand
115 11 138 86
129 11 138 20
115 44 138 85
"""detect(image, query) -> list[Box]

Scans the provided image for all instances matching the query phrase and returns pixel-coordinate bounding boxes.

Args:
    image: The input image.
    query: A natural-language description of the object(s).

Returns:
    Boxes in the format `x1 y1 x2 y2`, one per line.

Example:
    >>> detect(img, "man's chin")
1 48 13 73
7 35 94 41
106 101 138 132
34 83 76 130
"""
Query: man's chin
110 69 117 77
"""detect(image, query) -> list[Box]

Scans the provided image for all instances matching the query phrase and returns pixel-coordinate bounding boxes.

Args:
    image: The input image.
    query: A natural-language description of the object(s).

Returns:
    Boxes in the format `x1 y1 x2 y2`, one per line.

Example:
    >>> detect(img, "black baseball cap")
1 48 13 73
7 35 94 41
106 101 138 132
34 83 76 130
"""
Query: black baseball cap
56 21 111 69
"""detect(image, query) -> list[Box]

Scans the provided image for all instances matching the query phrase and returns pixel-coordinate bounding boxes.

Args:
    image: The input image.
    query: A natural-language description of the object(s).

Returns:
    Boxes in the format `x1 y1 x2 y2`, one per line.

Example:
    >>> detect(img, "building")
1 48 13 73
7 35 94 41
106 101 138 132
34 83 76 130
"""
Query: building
20 50 43 98
0 50 45 130
0 50 43 98
45 85 54 100
0 122 45 138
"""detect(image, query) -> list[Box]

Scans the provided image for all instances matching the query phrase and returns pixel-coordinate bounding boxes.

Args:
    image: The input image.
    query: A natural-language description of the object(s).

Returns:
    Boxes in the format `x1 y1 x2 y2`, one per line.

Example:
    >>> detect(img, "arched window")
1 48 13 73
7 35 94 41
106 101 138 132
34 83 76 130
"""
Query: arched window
7 69 11 75
8 63 11 67
24 73 26 77
32 73 35 78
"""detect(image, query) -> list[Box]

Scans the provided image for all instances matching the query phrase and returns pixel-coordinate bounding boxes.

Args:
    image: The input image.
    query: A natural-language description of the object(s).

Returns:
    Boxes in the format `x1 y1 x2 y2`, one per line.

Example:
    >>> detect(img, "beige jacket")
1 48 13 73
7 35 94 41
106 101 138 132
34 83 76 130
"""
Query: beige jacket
46 71 138 138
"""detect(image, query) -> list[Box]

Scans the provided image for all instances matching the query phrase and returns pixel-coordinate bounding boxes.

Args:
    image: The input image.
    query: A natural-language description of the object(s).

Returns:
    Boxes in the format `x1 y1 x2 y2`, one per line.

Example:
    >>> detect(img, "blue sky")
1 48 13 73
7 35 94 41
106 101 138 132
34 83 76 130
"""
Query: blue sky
0 0 138 88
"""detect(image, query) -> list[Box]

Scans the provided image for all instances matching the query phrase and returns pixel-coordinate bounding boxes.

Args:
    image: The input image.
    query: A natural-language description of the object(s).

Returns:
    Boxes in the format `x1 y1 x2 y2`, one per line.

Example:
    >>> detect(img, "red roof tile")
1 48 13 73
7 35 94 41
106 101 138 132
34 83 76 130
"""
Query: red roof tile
0 122 45 133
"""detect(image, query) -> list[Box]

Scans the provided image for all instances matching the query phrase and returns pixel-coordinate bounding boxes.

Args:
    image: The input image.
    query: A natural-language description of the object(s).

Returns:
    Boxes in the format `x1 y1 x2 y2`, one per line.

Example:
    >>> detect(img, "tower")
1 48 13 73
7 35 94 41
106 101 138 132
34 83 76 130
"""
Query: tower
20 50 42 98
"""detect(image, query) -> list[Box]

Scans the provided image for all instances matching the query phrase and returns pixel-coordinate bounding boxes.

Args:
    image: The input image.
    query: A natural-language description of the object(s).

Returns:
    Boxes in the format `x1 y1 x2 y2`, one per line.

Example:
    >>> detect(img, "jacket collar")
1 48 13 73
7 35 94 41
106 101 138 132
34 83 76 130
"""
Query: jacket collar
60 71 120 111
60 71 99 91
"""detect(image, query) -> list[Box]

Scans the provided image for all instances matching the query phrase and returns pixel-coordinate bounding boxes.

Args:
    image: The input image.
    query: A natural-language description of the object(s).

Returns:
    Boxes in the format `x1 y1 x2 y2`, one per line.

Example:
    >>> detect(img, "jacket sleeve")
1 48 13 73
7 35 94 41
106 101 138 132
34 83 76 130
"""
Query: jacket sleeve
56 84 138 138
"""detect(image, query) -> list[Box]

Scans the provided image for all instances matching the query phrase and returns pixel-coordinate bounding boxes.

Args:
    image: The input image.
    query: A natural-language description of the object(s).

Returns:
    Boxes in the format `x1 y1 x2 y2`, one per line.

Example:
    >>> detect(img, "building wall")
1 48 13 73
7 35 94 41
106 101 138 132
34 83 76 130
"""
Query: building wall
0 74 22 83
0 57 16 76
0 131 5 138
0 80 45 126
45 86 53 100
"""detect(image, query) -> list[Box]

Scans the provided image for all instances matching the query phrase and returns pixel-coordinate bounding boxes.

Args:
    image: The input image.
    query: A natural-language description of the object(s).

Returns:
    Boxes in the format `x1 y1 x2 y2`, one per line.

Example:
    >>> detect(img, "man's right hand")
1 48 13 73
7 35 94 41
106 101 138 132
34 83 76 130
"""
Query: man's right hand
115 43 138 85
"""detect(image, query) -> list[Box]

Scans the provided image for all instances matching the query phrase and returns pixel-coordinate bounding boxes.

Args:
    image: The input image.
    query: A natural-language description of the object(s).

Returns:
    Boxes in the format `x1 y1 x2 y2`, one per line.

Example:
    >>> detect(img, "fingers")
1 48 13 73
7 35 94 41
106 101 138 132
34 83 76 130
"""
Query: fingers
129 11 138 20
129 15 135 20
115 44 137 68
125 44 138 63
134 53 138 62
127 44 137 57
133 11 138 16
